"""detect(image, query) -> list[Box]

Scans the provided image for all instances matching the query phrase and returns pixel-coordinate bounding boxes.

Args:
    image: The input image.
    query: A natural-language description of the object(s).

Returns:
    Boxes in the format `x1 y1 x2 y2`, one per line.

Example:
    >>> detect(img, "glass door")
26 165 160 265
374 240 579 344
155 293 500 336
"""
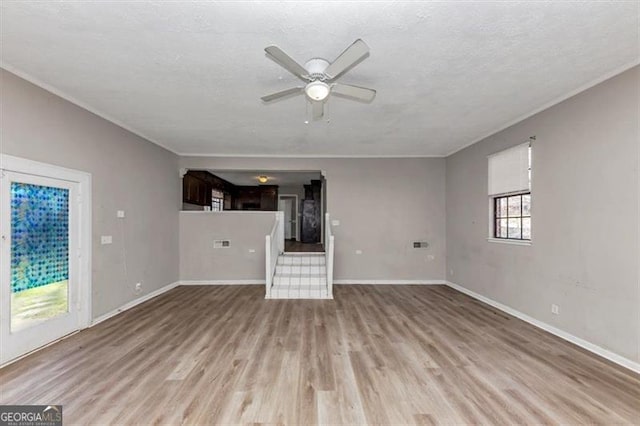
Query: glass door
1 171 80 364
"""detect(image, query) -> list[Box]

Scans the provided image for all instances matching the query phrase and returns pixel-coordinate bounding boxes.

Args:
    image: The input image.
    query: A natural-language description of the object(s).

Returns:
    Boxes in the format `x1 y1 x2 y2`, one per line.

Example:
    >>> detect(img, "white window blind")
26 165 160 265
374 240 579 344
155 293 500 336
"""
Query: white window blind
488 142 530 196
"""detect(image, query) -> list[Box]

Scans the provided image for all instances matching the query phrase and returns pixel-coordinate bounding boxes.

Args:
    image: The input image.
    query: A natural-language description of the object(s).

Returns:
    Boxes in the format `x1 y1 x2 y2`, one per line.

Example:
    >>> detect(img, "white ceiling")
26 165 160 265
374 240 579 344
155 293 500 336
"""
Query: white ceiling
1 2 638 157
211 170 321 187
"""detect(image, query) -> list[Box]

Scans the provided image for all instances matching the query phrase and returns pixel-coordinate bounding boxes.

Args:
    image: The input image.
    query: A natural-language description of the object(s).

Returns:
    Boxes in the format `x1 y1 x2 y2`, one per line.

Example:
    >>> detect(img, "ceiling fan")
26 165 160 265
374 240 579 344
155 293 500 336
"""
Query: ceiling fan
261 39 376 120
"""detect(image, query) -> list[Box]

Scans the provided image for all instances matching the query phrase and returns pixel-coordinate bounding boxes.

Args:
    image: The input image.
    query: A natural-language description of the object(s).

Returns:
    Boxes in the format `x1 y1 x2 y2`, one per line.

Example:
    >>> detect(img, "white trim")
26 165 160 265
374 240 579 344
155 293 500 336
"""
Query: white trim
1 279 180 368
0 154 92 329
179 153 445 158
92 281 180 326
0 330 79 369
320 178 325 245
0 62 179 156
5 60 637 160
487 238 531 246
180 280 265 285
446 281 640 374
334 280 447 285
282 251 325 255
278 194 299 241
445 59 640 157
179 210 277 215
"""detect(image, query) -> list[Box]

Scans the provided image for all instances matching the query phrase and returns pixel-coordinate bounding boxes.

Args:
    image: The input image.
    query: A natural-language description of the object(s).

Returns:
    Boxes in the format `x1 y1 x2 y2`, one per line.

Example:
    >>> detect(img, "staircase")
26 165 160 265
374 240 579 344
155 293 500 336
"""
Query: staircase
265 212 334 300
270 253 330 299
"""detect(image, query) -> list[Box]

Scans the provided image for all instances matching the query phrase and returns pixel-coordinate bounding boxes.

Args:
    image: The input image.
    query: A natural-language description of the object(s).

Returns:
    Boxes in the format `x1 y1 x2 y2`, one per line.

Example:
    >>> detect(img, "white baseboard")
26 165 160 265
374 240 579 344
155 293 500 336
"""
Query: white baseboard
446 281 640 374
334 279 447 285
0 330 80 369
180 280 265 285
180 280 446 286
92 281 180 326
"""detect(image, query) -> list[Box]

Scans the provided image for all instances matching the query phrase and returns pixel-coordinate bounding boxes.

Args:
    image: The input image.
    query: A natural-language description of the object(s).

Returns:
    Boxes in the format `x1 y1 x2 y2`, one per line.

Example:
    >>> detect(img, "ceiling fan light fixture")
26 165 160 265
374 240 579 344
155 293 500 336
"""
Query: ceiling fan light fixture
305 81 330 102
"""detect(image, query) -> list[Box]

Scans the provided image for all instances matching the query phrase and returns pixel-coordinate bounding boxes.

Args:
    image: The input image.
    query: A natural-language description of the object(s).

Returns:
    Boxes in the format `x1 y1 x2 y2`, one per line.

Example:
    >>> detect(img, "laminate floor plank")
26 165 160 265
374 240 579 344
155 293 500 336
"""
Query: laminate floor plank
0 285 638 425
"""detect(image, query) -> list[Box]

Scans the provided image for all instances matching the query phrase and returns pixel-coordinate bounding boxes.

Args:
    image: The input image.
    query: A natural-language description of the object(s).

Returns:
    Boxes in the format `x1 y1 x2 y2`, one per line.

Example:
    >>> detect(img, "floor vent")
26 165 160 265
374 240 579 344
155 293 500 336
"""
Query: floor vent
213 240 230 248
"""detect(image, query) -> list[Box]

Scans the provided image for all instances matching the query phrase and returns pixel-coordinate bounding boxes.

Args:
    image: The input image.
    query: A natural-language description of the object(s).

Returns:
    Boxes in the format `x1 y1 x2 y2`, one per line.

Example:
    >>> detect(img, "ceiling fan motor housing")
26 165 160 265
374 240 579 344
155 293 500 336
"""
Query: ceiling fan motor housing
304 58 330 81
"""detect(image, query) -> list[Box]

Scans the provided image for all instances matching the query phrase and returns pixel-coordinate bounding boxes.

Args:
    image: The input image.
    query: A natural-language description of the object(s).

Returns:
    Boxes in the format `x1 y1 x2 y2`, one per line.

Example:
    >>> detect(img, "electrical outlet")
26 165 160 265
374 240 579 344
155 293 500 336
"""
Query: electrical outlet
331 219 340 226
248 249 256 253
100 235 112 245
551 304 559 315
135 282 142 293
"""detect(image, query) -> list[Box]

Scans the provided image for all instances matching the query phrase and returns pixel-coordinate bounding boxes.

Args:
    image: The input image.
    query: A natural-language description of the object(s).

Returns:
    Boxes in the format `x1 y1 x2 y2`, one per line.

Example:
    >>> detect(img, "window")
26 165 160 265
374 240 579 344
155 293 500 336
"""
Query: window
211 189 223 212
494 193 531 240
488 141 532 242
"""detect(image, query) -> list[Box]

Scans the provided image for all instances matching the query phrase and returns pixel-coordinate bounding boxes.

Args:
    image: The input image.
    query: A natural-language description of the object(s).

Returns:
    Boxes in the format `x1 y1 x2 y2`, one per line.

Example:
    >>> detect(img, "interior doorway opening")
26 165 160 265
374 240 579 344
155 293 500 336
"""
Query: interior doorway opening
278 194 299 241
182 169 326 252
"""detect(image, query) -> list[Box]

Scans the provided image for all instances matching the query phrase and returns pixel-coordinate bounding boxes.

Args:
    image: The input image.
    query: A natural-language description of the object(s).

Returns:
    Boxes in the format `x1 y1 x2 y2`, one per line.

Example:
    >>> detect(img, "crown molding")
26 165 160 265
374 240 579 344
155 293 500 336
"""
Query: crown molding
1 62 179 155
444 59 640 158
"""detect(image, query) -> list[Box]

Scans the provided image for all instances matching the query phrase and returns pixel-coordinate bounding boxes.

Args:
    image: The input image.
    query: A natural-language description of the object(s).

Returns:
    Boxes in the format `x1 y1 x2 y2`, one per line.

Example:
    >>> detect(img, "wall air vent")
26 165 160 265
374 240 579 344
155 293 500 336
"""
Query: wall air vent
213 240 231 248
413 241 429 249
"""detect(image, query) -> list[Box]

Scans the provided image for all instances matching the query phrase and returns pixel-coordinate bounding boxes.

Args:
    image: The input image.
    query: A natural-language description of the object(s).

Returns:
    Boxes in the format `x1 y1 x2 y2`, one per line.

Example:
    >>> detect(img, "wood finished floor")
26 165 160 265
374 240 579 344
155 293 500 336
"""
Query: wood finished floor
1 285 638 425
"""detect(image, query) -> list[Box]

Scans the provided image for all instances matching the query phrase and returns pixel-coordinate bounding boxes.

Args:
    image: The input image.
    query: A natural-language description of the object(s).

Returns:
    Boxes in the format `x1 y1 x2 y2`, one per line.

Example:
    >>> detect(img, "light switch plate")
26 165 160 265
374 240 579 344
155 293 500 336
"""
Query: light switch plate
101 235 113 245
331 219 340 226
117 210 125 218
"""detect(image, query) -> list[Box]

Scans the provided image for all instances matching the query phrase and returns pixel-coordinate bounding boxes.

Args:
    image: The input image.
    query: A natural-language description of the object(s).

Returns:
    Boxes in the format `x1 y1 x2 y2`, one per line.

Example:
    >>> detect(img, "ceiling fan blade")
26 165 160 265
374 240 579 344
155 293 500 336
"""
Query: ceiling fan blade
331 83 376 102
261 87 304 102
311 100 324 120
324 39 370 80
265 46 310 81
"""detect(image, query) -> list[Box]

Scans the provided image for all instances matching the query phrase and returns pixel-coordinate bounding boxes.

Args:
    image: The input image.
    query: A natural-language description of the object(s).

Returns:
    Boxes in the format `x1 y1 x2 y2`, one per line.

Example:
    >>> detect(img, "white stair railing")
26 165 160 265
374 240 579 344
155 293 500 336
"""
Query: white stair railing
325 212 335 299
265 211 285 298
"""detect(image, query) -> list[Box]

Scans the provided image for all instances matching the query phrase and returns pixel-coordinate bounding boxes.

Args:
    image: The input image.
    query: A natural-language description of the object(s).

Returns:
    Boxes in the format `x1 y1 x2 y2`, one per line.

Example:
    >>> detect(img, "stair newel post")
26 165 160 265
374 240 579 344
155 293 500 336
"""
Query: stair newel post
277 211 285 254
265 234 272 299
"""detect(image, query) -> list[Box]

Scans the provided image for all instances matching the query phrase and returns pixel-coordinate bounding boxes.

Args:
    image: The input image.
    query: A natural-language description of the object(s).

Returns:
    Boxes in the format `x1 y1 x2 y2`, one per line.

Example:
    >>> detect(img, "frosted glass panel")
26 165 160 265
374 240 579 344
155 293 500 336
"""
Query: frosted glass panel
10 182 69 331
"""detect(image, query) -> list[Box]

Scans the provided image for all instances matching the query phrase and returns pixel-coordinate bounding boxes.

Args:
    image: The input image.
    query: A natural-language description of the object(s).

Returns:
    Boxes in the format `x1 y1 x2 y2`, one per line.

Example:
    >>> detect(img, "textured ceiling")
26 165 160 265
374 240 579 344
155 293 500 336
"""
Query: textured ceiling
1 1 638 157
211 170 321 186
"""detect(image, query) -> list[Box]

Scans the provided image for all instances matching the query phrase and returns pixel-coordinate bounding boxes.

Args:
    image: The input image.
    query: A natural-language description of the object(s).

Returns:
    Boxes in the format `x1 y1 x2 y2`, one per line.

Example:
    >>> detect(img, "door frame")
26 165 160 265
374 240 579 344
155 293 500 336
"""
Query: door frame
278 194 299 241
0 154 92 334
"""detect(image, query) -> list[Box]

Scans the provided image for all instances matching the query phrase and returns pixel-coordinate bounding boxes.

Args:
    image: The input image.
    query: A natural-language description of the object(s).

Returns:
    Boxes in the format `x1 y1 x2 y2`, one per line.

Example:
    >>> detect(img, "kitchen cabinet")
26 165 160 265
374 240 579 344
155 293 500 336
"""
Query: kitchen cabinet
259 186 279 211
182 170 279 211
183 173 209 206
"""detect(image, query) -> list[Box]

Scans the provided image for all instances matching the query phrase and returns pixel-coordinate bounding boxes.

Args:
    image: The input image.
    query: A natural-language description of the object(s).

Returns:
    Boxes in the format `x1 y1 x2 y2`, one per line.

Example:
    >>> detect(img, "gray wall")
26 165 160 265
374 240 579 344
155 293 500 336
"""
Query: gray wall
446 66 639 362
1 69 180 318
179 212 275 281
180 157 447 281
6 62 635 366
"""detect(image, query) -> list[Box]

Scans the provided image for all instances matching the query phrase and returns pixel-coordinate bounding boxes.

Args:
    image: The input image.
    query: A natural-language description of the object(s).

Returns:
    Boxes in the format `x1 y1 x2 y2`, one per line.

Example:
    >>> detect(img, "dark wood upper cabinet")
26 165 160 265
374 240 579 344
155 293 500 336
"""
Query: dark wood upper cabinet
259 185 279 211
183 170 280 211
183 173 209 206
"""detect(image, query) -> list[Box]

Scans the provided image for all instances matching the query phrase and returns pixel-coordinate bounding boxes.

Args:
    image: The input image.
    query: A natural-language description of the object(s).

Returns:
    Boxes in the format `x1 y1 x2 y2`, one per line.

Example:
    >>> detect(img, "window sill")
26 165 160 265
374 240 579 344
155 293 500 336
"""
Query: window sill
487 238 531 246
